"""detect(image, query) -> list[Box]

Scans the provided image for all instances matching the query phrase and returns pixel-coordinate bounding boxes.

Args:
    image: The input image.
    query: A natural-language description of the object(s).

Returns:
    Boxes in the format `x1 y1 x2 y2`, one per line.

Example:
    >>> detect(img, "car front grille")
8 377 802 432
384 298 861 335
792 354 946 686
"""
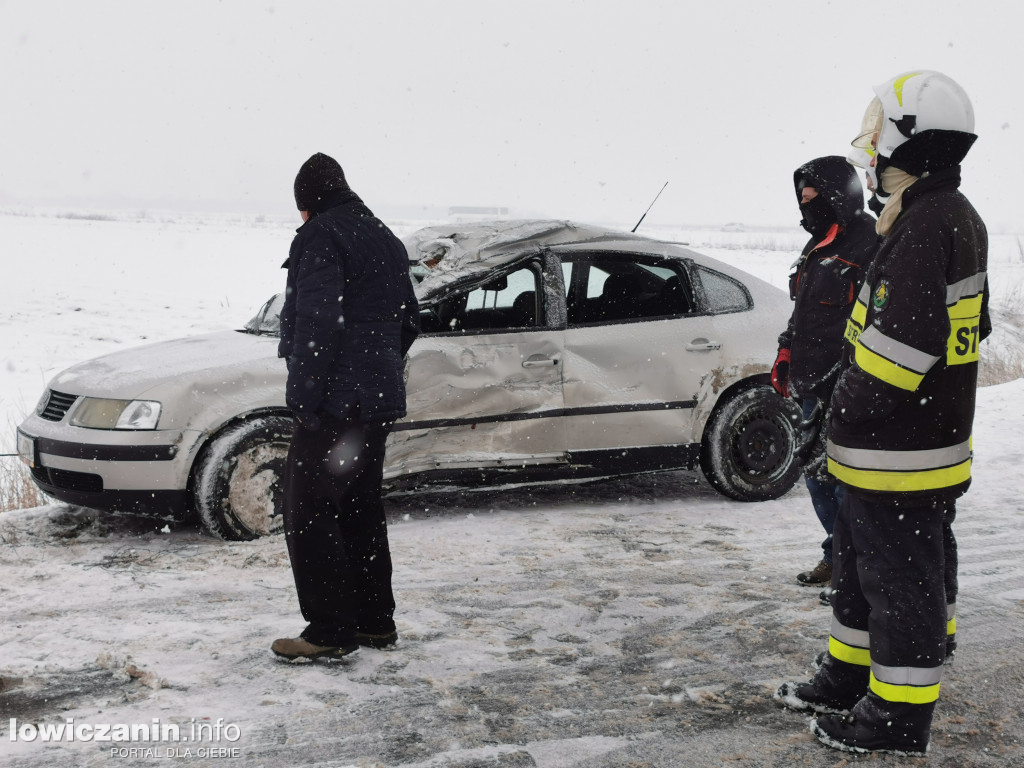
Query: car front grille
39 390 79 422
31 465 104 493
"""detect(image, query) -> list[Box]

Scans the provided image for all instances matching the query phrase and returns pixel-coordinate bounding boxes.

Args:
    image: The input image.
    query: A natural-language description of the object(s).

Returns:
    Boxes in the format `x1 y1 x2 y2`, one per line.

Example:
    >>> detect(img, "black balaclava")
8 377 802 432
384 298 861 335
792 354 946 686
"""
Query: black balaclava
294 152 351 213
793 156 863 240
798 194 837 240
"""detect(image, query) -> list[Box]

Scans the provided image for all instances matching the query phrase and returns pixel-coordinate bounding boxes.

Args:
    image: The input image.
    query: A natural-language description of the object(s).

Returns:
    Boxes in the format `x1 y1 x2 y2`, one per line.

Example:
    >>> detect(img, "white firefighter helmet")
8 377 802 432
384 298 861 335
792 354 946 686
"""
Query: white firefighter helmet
872 70 975 160
846 146 873 170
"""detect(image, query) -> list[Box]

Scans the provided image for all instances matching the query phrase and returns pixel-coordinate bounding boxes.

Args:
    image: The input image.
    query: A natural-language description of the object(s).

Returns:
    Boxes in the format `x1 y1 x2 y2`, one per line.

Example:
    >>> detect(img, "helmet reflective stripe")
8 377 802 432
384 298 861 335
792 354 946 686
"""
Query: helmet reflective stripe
872 70 976 160
890 72 922 108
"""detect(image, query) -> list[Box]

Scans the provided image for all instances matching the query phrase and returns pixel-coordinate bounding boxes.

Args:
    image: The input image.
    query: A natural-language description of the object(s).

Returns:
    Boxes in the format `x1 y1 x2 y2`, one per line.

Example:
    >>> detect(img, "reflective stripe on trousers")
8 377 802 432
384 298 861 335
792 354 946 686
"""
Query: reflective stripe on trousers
830 492 947 704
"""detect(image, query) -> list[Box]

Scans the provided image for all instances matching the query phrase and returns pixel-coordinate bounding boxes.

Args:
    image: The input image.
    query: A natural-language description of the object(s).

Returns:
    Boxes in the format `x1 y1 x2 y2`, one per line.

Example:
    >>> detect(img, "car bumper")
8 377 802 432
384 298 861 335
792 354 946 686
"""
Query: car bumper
17 415 201 518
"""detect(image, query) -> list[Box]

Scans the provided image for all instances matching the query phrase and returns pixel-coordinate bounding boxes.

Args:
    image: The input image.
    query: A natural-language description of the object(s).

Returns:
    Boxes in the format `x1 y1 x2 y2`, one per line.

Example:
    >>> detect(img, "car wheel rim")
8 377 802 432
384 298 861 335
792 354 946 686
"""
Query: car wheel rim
731 412 788 478
225 442 288 536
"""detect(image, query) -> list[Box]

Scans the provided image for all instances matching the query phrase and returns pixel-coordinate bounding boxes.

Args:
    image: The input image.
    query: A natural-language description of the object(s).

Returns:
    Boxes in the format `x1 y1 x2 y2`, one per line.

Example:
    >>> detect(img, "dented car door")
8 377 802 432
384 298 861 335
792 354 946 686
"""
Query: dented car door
386 258 568 478
556 250 733 453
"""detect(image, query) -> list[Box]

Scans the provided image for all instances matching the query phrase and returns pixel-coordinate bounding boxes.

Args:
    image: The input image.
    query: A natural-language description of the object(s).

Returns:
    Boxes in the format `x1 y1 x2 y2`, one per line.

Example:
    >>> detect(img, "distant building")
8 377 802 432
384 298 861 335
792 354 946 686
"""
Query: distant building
447 206 510 223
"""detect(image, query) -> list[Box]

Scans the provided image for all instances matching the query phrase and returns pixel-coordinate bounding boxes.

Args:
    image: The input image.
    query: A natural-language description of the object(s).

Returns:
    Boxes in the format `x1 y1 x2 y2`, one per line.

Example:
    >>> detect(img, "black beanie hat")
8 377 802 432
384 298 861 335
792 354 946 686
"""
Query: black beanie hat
294 152 349 212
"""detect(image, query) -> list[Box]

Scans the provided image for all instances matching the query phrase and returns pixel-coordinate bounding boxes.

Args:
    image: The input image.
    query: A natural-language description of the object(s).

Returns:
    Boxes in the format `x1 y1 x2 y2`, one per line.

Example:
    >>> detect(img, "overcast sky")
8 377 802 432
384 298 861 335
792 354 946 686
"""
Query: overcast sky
2 1 1019 231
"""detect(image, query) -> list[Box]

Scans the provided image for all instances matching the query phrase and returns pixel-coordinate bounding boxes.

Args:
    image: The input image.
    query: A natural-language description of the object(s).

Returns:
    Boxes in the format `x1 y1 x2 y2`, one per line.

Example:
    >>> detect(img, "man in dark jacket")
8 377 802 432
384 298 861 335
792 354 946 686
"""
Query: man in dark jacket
775 71 989 757
272 153 420 661
772 156 879 590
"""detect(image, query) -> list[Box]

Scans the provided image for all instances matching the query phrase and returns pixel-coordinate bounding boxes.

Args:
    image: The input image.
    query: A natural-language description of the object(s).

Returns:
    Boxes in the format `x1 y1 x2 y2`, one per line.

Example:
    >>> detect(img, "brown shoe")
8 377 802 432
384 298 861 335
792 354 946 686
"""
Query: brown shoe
271 636 359 661
355 630 398 649
797 560 832 586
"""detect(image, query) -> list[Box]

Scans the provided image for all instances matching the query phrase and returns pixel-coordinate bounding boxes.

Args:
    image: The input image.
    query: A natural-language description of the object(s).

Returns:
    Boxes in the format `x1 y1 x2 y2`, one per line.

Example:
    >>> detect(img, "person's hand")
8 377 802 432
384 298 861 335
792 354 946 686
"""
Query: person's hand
771 348 791 398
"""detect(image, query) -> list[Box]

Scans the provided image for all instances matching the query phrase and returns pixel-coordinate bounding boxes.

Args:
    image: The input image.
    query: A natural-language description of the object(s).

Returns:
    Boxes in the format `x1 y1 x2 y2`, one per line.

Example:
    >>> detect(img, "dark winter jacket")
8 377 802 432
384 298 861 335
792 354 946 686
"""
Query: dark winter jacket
278 190 420 426
826 166 990 503
778 157 880 398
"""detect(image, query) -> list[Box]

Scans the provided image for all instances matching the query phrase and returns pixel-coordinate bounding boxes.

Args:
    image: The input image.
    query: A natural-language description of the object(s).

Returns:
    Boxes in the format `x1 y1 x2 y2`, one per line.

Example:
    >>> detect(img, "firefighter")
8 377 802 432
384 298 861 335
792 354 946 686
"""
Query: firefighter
775 70 990 756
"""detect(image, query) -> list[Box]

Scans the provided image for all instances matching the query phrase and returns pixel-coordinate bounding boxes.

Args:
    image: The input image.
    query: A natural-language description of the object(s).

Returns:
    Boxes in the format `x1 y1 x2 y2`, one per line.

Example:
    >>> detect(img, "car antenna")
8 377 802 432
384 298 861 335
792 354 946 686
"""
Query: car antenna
631 181 669 233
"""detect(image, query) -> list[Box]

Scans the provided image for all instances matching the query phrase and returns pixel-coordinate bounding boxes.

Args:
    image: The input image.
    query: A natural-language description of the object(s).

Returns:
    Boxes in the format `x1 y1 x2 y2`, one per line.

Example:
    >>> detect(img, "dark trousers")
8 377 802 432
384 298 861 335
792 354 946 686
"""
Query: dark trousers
943 501 958 607
801 398 842 563
832 492 948 670
282 409 395 646
805 473 842 564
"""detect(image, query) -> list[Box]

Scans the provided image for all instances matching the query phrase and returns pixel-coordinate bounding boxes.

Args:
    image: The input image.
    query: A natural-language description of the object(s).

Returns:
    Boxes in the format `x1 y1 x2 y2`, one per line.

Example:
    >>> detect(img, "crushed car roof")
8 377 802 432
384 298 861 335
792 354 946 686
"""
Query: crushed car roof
404 219 681 293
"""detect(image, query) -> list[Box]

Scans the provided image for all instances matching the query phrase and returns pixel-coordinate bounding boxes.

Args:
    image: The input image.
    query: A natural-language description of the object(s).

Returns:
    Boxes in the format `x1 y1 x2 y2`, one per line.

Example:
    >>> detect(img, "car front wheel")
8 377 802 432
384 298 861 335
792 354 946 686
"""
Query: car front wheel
194 415 295 540
699 385 802 502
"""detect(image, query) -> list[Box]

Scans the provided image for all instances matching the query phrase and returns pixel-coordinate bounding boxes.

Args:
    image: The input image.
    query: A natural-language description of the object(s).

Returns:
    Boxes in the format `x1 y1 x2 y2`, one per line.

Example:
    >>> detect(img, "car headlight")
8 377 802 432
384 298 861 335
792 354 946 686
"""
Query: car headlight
69 398 162 430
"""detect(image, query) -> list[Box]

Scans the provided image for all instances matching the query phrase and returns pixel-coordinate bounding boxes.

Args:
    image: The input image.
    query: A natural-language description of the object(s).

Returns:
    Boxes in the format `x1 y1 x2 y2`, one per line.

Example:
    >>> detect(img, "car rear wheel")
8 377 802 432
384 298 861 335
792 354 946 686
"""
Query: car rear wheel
194 415 294 540
699 385 802 502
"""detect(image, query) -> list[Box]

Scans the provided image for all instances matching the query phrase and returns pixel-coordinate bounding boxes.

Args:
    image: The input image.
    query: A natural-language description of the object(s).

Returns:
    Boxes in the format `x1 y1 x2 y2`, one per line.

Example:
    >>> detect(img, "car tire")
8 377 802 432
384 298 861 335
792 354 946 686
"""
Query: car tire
194 415 295 540
699 385 802 502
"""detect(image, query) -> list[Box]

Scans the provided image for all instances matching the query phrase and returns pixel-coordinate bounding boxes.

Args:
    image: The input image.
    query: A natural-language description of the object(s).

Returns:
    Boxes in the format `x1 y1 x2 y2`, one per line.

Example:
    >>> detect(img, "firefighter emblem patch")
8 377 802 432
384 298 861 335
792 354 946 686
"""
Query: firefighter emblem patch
871 279 891 311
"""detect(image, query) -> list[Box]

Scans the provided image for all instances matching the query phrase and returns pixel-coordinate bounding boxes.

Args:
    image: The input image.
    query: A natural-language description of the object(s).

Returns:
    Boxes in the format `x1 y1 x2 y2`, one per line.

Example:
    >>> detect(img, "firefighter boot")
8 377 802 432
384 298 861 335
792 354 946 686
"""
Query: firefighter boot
774 651 868 715
811 692 934 757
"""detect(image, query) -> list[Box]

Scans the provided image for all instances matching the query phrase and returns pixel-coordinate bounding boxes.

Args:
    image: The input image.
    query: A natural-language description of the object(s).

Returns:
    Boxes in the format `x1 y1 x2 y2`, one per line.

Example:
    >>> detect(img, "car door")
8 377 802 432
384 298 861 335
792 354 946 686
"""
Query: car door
557 250 734 453
386 256 568 478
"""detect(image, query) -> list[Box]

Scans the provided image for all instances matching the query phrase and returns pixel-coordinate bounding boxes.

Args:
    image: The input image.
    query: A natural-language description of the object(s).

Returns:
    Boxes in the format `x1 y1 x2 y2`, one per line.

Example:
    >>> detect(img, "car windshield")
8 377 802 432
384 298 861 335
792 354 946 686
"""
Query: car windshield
242 293 284 336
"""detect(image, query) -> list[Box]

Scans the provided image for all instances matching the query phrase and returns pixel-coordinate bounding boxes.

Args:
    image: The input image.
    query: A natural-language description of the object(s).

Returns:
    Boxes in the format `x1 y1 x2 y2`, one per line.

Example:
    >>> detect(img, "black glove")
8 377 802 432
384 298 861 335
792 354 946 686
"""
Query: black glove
793 400 822 466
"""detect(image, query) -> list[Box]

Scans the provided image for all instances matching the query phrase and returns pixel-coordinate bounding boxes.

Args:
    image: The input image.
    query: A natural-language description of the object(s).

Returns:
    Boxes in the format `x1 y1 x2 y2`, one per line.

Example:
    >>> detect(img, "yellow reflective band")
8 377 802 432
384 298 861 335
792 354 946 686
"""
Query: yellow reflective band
855 342 925 391
949 294 983 319
827 458 972 493
845 301 867 346
851 298 868 326
948 317 982 365
844 318 862 346
870 672 940 704
892 72 923 108
948 616 957 636
829 636 871 667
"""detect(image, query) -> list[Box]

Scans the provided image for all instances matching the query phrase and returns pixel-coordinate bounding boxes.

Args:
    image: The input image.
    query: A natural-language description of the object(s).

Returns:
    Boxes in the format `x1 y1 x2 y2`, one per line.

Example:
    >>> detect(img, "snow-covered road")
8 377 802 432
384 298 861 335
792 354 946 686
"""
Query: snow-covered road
1 211 1022 766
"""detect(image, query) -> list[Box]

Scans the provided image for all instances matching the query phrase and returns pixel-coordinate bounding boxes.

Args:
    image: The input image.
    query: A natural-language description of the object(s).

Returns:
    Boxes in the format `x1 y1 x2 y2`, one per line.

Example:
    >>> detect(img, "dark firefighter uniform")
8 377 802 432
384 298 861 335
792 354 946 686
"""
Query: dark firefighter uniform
825 165 989 713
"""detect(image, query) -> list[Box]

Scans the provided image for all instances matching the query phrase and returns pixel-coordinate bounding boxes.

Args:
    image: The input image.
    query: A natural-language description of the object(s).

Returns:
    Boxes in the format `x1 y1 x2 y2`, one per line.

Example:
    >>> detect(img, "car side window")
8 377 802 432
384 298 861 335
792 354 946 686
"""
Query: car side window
562 254 694 326
694 265 752 313
419 264 543 335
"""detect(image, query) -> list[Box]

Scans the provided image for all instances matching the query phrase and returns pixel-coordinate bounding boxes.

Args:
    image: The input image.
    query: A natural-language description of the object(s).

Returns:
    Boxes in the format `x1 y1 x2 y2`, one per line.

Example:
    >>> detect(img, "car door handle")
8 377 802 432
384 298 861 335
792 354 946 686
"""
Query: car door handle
685 338 722 352
522 356 560 368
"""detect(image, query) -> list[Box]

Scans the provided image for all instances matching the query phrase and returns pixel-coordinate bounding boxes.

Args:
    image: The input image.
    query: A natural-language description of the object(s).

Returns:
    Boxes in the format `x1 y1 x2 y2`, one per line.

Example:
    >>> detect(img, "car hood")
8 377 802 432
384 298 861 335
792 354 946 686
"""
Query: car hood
49 330 282 399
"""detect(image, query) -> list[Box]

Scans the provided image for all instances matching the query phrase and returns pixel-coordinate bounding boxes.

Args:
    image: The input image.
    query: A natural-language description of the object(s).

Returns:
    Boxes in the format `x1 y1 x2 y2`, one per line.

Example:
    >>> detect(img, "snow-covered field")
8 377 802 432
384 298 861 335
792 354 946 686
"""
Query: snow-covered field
1 210 1023 767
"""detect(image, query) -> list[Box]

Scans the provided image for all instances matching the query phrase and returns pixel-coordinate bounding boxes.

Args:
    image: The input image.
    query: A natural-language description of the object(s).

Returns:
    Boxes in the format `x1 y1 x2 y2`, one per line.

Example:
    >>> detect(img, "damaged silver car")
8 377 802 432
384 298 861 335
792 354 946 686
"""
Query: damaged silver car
17 220 802 539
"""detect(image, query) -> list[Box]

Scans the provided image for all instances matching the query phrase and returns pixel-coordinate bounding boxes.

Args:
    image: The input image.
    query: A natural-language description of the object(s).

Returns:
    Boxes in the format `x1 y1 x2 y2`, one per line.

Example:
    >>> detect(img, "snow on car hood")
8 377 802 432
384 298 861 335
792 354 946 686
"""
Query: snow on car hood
49 330 282 399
